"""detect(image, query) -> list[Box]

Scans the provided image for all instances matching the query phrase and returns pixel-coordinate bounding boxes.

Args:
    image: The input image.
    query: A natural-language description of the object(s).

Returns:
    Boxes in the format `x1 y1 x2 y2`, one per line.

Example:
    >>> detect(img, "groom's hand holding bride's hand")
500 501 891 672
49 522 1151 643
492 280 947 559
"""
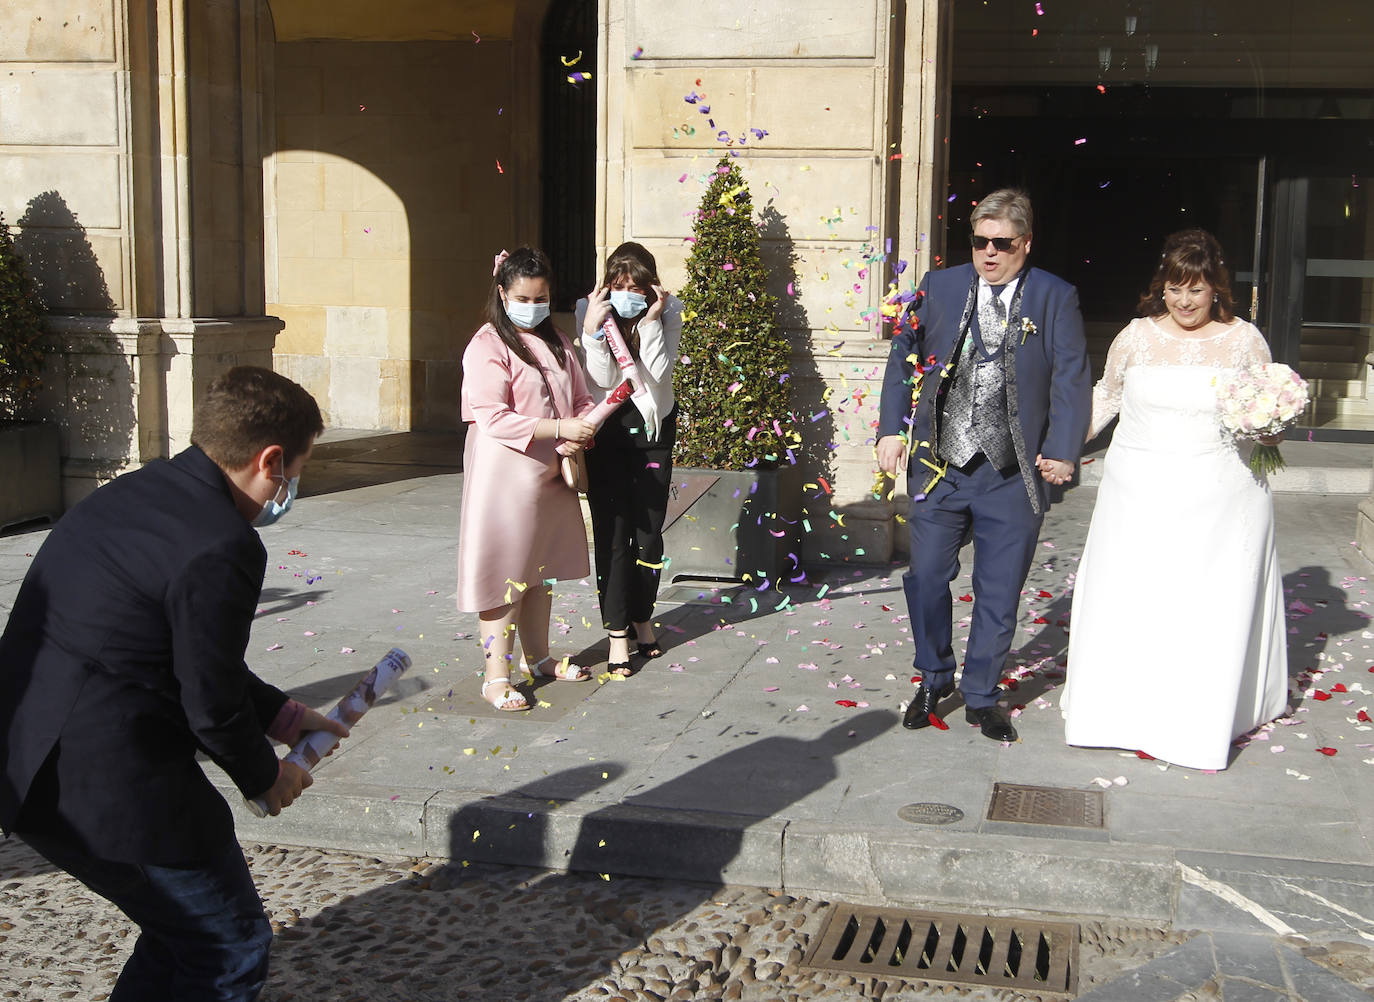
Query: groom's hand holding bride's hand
1036 454 1074 485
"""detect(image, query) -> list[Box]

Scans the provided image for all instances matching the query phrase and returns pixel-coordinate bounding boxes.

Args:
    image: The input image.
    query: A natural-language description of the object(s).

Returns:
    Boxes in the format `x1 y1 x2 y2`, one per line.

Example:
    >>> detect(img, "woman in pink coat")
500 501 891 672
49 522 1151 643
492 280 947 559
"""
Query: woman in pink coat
457 247 595 710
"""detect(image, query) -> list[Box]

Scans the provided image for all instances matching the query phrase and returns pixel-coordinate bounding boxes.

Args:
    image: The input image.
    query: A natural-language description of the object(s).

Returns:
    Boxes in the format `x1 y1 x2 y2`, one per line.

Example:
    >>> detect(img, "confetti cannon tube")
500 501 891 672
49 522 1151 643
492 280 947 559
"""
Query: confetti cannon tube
595 316 659 435
600 317 642 386
245 647 411 818
555 381 633 458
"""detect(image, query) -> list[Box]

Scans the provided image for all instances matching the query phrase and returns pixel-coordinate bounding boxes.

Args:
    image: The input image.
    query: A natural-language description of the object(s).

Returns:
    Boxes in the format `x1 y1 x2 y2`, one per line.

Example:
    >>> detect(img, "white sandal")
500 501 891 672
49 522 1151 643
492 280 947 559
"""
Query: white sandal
481 676 530 711
520 655 591 682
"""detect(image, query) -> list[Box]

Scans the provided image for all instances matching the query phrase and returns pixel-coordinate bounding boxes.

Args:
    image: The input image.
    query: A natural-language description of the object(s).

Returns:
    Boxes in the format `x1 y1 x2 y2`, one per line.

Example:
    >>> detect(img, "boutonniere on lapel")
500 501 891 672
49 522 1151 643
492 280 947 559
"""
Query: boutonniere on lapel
1020 318 1038 346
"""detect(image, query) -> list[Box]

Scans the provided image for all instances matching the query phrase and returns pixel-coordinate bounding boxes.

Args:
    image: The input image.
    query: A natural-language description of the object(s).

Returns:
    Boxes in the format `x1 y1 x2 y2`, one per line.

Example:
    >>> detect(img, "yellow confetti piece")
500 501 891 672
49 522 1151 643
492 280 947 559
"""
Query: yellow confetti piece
463 747 476 755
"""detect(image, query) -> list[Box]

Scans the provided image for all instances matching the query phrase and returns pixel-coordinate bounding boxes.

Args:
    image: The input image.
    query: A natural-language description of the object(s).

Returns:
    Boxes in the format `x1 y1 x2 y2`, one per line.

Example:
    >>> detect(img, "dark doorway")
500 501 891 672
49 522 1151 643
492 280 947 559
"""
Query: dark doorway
947 0 1374 430
541 0 598 312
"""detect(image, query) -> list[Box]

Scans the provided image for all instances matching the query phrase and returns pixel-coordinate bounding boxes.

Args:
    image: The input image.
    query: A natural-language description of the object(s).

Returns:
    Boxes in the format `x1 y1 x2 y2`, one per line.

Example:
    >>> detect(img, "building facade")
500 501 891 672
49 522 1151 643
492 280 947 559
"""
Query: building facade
4 0 1372 560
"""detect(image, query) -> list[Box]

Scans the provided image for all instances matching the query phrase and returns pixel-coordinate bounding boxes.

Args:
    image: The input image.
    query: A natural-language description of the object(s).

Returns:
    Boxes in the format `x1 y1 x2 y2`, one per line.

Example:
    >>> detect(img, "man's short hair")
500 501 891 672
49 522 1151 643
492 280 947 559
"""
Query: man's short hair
971 189 1034 237
192 366 324 469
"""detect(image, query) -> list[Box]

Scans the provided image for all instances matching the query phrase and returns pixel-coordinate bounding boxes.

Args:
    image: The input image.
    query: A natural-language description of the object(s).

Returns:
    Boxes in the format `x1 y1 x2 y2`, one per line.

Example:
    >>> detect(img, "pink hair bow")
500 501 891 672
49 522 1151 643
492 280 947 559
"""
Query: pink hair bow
492 249 510 276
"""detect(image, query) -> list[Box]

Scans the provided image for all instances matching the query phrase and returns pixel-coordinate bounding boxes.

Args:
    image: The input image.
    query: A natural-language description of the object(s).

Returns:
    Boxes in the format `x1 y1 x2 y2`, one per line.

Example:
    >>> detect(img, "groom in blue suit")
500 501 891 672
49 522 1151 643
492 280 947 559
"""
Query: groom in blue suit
877 189 1091 741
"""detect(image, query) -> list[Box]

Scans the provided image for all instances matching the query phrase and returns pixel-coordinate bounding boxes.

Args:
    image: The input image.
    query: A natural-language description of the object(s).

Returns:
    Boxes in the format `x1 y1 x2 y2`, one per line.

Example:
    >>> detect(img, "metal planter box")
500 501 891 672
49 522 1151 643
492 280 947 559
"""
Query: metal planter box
0 420 61 531
661 463 803 583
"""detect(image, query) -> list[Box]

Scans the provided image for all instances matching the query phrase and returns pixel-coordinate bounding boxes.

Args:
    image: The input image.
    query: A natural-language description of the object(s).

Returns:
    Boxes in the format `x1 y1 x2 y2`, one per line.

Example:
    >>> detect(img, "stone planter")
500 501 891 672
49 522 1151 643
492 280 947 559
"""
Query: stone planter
0 420 62 531
662 463 803 583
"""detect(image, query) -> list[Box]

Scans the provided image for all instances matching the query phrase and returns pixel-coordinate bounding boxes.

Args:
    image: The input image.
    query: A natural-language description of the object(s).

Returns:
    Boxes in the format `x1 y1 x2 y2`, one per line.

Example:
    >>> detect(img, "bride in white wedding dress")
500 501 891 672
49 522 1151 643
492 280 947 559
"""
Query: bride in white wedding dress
1060 230 1289 770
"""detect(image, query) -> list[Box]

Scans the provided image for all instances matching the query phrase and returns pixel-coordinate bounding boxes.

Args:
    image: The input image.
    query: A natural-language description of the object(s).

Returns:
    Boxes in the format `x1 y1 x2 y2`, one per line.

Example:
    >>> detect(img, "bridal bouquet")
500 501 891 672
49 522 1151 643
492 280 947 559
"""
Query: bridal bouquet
1215 362 1309 476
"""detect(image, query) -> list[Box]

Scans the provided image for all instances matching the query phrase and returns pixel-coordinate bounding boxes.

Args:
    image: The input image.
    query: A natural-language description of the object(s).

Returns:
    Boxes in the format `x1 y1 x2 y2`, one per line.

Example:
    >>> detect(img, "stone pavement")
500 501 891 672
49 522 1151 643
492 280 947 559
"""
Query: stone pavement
1 431 1373 1000
4 835 1371 1001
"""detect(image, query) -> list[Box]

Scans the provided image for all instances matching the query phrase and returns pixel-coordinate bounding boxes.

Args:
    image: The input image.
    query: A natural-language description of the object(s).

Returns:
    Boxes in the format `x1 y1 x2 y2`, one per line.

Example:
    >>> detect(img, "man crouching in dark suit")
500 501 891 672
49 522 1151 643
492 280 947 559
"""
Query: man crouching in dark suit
0 366 348 1001
877 189 1091 742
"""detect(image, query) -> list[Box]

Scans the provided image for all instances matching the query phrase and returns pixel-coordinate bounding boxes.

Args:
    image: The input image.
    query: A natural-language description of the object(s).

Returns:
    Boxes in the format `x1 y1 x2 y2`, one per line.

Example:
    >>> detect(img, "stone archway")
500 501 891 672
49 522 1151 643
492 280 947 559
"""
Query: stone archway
262 0 552 432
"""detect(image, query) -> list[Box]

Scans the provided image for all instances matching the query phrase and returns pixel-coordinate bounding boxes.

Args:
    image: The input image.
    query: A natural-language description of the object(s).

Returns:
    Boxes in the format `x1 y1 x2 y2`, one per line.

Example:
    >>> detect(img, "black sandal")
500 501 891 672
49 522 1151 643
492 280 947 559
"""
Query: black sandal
607 630 633 678
636 640 663 660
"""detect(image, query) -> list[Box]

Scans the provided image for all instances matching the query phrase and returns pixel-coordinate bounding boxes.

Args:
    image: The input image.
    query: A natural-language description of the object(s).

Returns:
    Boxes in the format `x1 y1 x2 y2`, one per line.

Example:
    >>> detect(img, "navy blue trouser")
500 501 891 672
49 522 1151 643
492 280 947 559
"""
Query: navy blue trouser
903 456 1043 709
19 830 273 1001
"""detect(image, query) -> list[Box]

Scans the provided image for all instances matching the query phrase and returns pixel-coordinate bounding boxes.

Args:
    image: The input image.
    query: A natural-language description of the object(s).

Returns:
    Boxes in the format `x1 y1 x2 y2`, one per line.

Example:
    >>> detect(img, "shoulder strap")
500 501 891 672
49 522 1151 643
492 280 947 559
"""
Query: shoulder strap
533 362 562 419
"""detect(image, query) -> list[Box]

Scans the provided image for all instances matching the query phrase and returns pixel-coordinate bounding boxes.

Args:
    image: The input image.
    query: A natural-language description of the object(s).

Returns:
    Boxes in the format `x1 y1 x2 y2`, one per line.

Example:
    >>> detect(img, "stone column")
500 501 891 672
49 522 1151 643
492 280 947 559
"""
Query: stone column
1359 352 1374 559
1 0 280 505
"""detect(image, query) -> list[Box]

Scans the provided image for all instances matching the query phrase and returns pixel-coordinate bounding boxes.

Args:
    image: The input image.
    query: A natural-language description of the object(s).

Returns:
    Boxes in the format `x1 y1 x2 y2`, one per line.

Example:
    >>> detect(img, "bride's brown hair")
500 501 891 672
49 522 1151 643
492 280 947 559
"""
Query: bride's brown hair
1137 229 1236 324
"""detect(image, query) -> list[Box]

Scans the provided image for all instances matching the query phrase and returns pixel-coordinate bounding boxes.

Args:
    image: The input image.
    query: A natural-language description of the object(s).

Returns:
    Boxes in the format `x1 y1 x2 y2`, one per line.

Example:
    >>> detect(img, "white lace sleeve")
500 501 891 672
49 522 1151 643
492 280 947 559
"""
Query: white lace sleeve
1088 321 1137 439
1239 322 1273 366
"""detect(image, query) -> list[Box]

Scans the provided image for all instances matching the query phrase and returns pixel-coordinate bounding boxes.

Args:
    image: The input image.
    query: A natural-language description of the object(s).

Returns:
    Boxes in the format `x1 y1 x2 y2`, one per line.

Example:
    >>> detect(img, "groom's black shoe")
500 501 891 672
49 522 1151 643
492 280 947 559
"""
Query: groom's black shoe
902 681 955 730
965 705 1018 742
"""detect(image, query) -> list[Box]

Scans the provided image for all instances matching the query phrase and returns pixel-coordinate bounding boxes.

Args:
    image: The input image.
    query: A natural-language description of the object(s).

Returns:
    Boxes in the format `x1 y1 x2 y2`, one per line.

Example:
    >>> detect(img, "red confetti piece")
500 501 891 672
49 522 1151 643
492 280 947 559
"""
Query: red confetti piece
958 593 973 603
1331 683 1348 693
928 713 949 730
495 159 504 173
1312 690 1332 701
1316 747 1338 756
1037 589 1053 598
1135 750 1155 760
835 699 858 708
1357 709 1371 722
1032 617 1048 625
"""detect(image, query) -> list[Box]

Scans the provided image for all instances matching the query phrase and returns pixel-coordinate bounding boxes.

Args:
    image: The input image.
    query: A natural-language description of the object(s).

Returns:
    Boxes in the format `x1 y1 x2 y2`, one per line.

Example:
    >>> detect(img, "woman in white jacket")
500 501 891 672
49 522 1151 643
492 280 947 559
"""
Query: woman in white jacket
575 242 682 676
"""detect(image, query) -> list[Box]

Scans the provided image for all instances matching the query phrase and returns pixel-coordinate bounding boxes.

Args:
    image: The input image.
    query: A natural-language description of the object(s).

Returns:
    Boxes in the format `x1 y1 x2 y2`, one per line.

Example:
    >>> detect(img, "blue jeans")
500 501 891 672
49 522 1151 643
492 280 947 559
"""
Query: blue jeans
19 831 272 1001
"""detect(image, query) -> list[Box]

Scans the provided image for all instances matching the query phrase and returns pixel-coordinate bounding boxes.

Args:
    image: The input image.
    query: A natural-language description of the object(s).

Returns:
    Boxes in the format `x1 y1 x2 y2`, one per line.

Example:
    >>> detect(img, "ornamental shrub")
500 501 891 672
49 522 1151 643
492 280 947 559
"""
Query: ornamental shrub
673 158 796 469
0 212 46 420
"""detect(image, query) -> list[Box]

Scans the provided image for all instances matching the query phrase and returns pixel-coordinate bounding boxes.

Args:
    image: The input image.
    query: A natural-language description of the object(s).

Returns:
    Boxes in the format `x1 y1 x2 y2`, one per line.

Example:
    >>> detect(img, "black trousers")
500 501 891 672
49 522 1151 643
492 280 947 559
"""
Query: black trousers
585 401 677 631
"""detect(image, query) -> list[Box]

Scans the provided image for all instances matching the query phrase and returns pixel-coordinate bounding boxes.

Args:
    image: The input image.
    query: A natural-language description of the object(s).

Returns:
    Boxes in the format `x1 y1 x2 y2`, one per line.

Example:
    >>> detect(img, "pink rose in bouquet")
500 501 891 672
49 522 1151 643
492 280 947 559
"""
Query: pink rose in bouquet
1215 363 1309 476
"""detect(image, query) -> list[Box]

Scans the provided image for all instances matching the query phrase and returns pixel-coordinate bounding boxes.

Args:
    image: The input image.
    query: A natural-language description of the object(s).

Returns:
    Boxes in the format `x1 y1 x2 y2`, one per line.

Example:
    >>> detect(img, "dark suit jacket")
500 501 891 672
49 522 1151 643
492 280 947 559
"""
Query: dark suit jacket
0 446 288 864
877 262 1092 512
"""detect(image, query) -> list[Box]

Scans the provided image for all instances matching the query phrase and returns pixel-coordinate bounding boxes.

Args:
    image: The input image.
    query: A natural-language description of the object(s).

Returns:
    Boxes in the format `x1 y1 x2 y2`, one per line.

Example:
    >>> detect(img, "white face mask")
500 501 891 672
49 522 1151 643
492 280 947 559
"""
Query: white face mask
504 299 550 330
252 473 299 528
610 290 648 318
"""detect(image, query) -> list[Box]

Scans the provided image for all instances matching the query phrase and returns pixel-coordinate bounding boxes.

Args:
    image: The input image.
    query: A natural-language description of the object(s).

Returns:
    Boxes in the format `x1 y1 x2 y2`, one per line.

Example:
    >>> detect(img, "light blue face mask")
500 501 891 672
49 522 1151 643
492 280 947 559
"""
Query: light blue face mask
252 473 299 528
504 299 550 330
610 290 648 319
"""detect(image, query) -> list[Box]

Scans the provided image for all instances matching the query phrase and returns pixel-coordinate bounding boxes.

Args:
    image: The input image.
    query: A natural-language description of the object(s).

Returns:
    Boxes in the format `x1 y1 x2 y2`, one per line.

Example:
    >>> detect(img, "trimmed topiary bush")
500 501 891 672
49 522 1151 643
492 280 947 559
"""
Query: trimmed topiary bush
673 157 797 469
0 211 45 420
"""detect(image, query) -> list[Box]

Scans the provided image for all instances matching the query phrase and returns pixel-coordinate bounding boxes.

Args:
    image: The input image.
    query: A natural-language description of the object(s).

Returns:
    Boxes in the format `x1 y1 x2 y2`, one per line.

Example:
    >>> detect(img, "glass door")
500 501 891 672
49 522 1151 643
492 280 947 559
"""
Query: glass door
1268 174 1374 432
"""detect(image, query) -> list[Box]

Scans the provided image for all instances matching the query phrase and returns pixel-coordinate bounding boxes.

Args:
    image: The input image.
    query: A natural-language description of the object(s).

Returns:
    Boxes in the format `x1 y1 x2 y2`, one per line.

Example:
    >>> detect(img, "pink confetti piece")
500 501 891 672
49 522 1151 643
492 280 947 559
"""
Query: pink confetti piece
265 643 283 651
764 686 779 692
340 647 356 654
303 631 316 637
795 704 810 712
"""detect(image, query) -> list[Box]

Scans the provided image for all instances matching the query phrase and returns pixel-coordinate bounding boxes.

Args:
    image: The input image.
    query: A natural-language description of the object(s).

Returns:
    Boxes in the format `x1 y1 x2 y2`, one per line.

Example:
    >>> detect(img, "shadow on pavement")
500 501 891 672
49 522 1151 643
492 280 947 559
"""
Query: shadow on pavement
259 713 894 1000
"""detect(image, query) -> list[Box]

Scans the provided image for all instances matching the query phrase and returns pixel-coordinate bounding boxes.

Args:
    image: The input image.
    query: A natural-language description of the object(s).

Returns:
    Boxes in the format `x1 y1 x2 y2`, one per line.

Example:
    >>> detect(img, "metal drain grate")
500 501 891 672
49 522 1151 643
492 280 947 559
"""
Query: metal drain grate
802 905 1079 995
987 782 1104 828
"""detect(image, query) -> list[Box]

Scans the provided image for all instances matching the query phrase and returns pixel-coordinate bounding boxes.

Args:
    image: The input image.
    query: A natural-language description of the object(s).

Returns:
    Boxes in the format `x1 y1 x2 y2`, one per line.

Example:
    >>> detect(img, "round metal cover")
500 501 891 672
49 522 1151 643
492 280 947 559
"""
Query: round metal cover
897 802 964 825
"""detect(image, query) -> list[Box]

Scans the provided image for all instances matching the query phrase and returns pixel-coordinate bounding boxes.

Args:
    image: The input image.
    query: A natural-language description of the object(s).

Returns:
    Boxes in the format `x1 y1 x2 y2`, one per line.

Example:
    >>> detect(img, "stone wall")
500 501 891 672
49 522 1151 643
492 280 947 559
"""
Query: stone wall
268 40 523 431
600 0 947 562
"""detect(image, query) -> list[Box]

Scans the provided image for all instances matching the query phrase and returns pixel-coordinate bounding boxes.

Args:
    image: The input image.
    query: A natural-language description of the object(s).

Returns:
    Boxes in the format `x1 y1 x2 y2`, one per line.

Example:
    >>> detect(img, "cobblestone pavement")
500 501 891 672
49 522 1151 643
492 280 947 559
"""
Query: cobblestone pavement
4 837 1370 1002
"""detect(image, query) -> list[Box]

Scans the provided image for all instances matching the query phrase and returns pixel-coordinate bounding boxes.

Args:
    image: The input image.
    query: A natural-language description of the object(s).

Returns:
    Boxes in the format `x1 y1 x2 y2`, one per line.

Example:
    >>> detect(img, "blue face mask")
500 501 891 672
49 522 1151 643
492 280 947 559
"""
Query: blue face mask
253 473 299 528
504 299 550 330
610 290 648 318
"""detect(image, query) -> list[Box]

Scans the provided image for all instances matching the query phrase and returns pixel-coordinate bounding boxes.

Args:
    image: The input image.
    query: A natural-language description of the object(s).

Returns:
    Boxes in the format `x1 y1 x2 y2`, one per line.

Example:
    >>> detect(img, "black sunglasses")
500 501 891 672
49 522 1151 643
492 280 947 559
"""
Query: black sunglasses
970 234 1023 252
